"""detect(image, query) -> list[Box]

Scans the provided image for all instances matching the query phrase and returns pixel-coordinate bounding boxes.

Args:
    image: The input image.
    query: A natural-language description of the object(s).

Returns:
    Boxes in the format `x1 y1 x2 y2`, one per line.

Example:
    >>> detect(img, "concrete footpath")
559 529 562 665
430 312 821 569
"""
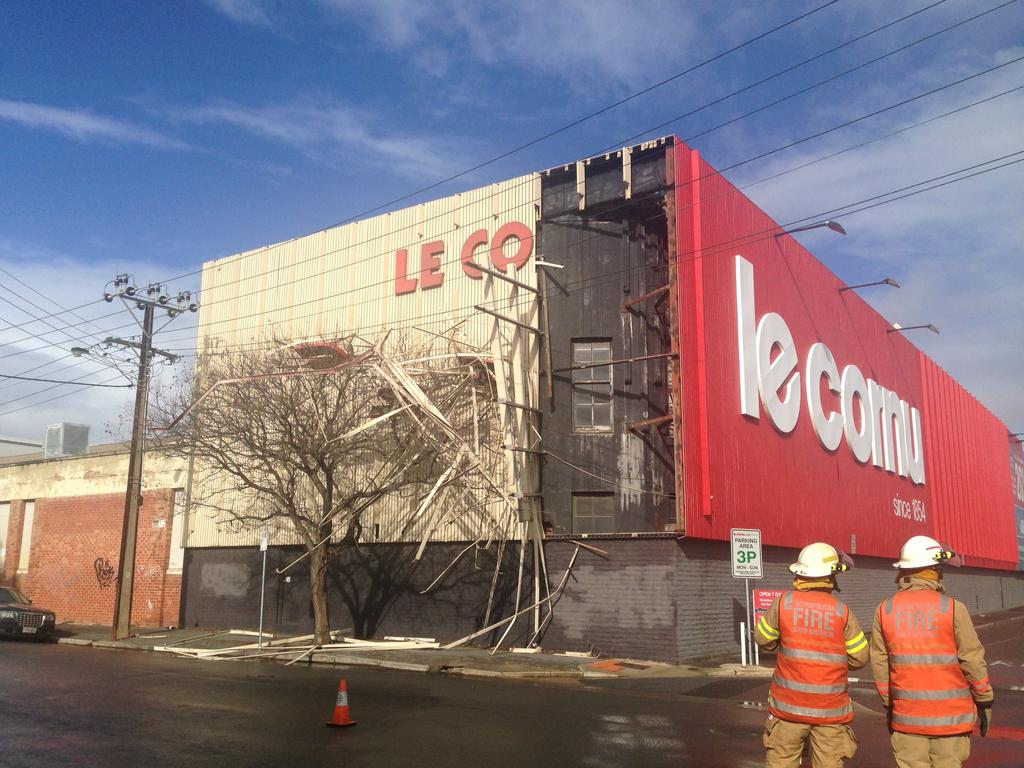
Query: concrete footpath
53 623 773 681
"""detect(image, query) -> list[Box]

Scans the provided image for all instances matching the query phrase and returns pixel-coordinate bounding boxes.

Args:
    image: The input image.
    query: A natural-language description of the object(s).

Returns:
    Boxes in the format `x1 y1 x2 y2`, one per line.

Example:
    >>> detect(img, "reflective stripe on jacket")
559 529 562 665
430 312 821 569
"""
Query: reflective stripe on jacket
878 590 977 736
768 590 854 725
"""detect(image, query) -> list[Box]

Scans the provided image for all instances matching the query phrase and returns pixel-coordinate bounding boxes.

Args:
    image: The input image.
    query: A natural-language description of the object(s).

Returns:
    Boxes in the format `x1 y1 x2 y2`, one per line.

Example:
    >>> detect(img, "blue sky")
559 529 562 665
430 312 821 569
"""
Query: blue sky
1 0 1022 442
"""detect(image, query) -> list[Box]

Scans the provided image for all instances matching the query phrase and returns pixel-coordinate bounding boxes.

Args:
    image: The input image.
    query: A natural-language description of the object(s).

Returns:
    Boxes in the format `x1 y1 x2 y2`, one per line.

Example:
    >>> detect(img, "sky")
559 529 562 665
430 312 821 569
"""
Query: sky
0 0 1022 446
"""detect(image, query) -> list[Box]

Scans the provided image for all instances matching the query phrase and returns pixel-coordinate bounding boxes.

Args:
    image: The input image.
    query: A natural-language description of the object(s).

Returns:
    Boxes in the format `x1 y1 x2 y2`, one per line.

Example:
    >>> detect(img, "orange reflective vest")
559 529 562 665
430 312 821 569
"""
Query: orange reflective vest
879 590 977 735
769 590 853 724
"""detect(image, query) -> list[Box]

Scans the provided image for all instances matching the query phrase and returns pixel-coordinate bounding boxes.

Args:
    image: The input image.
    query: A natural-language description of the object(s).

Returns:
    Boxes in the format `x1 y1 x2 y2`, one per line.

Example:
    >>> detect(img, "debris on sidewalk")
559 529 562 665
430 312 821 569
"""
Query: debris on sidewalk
154 630 440 663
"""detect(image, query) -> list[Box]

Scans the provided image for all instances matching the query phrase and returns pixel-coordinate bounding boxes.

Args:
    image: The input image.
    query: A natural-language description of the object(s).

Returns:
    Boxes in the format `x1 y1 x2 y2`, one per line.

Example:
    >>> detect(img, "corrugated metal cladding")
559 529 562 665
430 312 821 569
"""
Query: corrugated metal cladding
919 356 1017 569
670 135 1020 570
198 174 541 352
185 453 512 549
189 175 542 548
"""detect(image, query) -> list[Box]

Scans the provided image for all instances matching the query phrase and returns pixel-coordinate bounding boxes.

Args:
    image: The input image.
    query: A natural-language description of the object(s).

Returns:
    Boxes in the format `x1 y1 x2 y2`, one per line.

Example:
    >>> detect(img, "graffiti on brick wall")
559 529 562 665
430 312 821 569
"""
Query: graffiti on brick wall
94 557 116 589
137 563 163 578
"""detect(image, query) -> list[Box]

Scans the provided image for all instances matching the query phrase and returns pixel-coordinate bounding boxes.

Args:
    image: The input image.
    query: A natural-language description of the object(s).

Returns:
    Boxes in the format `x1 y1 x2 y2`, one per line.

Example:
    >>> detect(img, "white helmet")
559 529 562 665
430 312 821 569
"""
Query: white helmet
789 542 852 578
893 535 961 569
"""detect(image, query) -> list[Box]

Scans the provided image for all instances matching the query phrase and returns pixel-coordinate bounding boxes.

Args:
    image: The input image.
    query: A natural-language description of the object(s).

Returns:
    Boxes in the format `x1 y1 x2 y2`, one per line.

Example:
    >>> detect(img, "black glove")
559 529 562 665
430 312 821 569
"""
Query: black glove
977 702 993 737
886 706 894 735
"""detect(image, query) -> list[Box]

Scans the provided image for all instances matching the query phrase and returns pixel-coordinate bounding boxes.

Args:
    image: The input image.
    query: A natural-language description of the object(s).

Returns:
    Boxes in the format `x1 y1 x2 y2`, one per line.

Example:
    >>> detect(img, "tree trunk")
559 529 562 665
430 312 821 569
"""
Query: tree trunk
309 543 331 645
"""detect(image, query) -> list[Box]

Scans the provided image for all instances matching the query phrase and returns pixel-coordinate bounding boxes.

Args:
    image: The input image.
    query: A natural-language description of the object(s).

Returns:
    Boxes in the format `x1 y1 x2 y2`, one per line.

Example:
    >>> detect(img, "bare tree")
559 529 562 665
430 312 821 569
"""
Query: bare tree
152 335 505 645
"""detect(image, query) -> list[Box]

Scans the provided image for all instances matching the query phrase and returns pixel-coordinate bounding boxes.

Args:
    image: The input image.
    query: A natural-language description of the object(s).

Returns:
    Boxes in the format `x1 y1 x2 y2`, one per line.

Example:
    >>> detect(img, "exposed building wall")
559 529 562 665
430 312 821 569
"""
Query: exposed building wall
14 489 181 626
539 147 675 536
0 448 188 625
0 445 187 499
181 538 1024 663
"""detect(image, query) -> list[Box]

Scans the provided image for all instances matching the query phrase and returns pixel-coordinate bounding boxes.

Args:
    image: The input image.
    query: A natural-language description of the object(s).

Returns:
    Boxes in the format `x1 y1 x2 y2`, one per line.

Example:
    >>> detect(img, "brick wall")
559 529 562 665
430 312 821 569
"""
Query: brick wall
10 489 181 627
182 538 1024 663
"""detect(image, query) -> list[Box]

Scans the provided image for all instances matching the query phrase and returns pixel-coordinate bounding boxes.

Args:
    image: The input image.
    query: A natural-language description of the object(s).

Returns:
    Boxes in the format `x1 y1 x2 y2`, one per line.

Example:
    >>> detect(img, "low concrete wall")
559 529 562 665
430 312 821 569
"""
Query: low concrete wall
182 539 1024 662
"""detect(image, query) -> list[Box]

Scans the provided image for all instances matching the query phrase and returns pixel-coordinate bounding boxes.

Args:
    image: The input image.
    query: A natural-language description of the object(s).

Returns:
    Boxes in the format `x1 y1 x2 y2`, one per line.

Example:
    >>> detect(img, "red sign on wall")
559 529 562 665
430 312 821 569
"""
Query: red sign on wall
670 136 1019 570
753 589 785 618
394 222 533 296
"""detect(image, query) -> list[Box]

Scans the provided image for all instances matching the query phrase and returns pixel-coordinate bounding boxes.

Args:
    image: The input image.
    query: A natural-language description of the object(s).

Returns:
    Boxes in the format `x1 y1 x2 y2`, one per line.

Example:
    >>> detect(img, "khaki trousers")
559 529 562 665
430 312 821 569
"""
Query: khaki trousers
763 715 857 768
891 731 971 768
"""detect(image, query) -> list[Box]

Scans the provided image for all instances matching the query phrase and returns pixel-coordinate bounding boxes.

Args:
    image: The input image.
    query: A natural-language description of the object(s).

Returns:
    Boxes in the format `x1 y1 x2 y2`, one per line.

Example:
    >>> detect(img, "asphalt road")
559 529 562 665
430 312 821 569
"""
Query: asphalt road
1 610 1022 767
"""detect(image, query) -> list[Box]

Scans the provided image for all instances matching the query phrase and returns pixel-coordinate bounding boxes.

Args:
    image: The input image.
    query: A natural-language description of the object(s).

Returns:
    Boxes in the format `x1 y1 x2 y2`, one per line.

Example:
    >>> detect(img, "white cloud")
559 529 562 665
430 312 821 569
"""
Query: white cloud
730 52 1024 430
0 240 196 441
170 99 473 179
0 100 189 149
225 0 704 90
205 0 271 26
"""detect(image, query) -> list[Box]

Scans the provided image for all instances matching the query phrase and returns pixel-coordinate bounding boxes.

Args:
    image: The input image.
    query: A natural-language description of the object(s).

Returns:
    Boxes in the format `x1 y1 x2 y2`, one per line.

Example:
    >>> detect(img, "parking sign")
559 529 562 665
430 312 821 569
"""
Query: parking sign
730 528 763 579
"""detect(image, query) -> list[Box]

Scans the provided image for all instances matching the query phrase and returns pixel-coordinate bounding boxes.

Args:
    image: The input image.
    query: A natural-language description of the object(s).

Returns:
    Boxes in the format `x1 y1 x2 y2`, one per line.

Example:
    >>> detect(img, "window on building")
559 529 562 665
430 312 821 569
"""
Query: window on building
572 340 612 432
572 493 616 534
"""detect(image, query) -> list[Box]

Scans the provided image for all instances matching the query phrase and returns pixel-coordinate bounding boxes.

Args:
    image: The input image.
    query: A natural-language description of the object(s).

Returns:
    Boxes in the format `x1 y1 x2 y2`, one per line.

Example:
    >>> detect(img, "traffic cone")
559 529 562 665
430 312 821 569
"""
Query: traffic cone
326 679 357 727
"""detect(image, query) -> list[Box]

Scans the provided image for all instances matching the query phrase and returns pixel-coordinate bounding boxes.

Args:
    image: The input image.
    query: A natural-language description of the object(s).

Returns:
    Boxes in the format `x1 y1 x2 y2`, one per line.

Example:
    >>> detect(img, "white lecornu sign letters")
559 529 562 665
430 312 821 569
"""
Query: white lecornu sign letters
735 255 925 486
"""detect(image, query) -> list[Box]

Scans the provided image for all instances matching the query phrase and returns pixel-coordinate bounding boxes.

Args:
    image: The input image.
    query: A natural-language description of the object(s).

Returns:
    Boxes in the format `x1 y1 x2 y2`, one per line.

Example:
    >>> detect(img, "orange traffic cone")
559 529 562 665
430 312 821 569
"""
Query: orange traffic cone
326 679 357 727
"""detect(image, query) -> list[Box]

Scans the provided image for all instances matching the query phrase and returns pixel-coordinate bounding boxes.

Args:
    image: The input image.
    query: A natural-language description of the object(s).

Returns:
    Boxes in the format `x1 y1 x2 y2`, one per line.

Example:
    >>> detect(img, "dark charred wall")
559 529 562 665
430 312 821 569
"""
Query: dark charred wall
182 540 1024 664
538 148 675 535
181 541 531 645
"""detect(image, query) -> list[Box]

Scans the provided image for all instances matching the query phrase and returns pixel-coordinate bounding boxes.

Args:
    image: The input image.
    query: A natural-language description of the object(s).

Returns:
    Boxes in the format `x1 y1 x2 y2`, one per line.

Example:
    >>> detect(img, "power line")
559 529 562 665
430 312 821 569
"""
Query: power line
0 363 134 410
0 373 133 387
0 291 111 360
628 0 1018 150
170 21 1024 323
5 41 1020 367
1 2 1006 360
0 264 111 344
311 0 848 231
146 63 1024 353
149 144 1024 355
150 0 936 293
0 372 131 417
153 149 1024 357
0 295 109 335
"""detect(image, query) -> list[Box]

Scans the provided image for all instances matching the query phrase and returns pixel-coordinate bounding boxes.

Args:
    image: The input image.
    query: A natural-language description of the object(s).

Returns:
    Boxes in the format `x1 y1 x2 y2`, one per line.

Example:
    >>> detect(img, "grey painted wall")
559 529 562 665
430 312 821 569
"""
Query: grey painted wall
183 539 1024 664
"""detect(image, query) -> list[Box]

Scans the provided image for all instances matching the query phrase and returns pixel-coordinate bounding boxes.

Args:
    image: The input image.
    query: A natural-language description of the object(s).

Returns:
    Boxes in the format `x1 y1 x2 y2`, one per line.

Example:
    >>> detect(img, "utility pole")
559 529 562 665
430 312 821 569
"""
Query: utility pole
90 276 197 640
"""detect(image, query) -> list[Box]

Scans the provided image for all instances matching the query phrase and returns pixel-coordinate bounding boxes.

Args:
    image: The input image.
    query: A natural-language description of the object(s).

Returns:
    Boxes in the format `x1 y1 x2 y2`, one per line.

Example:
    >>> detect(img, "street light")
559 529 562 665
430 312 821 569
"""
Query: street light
887 323 939 335
839 277 900 292
70 346 90 357
775 220 847 237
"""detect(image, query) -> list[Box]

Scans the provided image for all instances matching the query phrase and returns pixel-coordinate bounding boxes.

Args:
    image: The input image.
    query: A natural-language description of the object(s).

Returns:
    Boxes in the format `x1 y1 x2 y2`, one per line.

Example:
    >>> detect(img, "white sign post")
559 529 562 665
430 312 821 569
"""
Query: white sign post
258 533 269 649
731 528 763 666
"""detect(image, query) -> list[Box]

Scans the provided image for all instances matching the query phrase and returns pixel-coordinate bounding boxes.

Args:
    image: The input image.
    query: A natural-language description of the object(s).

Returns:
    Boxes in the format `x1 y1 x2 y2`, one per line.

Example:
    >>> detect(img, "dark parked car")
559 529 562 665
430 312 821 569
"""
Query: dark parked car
0 586 56 639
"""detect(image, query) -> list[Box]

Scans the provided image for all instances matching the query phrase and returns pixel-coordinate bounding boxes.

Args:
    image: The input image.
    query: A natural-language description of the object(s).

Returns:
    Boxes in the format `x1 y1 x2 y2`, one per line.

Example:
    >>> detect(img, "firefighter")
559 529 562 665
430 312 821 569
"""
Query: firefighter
755 542 869 768
870 535 993 768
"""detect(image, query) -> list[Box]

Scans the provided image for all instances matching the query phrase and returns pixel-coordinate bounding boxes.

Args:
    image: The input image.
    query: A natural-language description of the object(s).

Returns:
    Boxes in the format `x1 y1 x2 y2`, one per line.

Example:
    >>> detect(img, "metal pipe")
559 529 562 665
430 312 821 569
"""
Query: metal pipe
552 351 677 373
621 284 669 312
464 263 538 294
473 305 543 334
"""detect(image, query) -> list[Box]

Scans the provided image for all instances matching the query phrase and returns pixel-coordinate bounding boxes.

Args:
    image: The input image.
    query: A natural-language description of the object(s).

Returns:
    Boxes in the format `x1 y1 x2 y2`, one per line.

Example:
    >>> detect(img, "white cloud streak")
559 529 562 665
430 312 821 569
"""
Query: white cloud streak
734 52 1024 430
212 0 704 89
205 0 271 26
171 99 471 179
0 100 189 149
0 240 192 440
